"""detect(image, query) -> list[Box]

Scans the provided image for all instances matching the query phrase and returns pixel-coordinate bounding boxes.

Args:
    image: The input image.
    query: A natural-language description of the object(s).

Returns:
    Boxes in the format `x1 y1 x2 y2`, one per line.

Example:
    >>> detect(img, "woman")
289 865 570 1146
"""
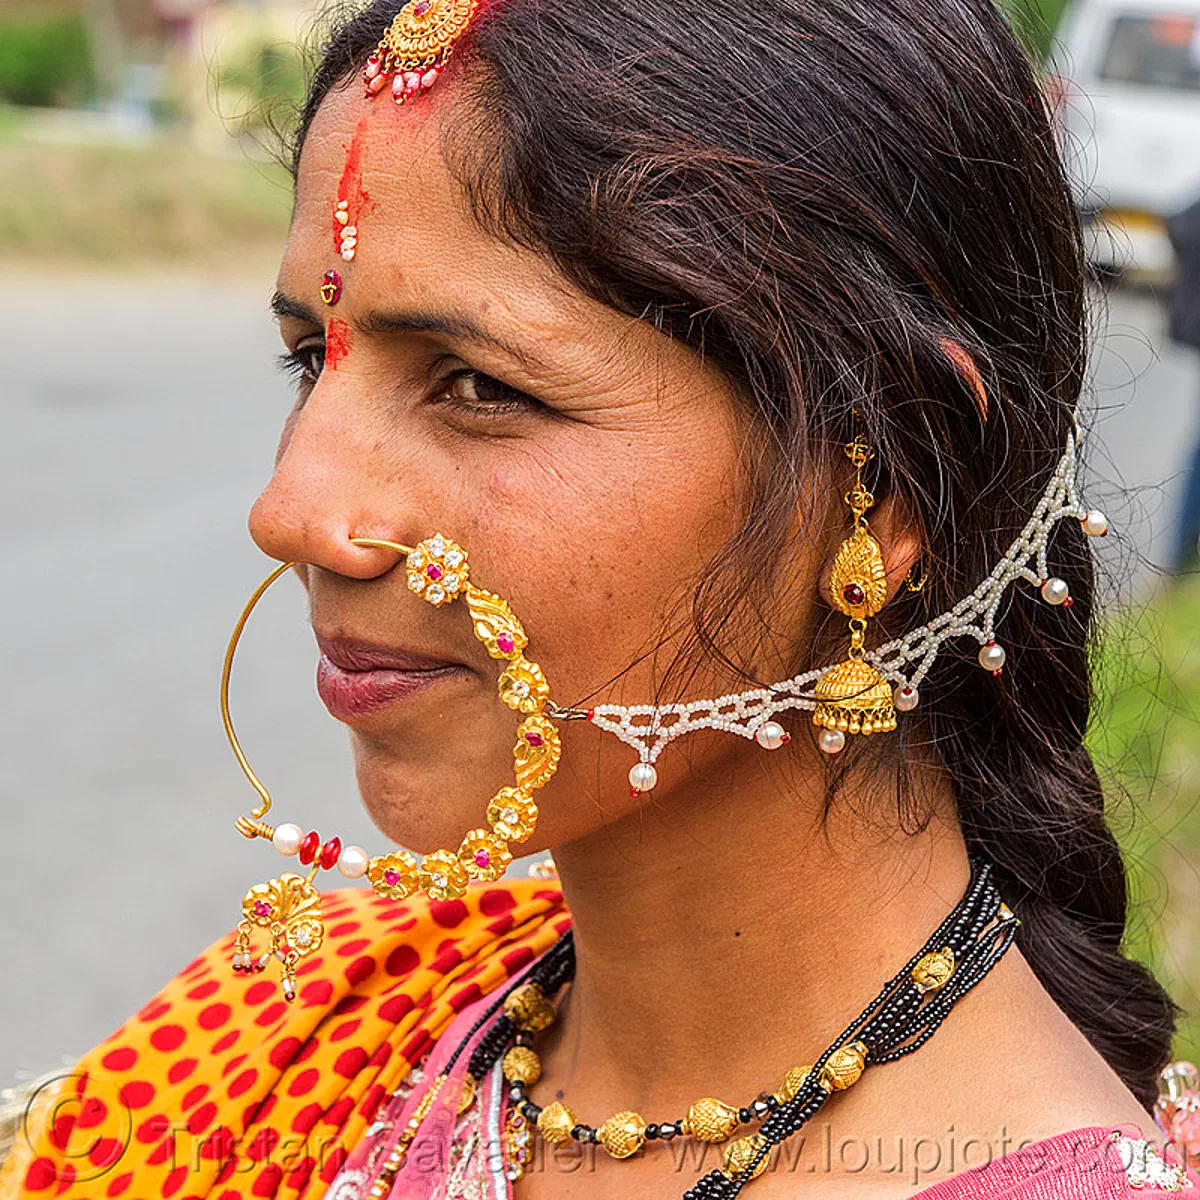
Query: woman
3 0 1197 1197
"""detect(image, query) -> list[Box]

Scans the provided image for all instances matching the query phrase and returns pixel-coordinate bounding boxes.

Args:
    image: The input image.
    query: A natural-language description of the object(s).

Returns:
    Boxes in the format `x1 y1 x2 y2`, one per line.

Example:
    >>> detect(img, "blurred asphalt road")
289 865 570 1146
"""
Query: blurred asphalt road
1 275 1197 1086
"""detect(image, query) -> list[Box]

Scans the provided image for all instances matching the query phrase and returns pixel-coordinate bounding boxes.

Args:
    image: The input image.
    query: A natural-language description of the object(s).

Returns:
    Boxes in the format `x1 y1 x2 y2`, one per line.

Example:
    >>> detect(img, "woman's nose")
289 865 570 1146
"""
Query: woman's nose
247 381 412 579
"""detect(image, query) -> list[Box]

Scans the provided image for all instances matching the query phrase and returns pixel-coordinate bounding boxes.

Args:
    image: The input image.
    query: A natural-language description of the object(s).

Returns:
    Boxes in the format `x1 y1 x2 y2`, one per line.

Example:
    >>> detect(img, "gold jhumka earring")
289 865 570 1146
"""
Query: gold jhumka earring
222 534 564 1001
811 435 898 755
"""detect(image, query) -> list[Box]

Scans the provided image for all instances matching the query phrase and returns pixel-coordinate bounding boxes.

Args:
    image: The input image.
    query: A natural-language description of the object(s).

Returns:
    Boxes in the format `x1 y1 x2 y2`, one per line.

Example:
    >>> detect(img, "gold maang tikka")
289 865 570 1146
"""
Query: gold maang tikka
222 535 565 1001
812 435 898 753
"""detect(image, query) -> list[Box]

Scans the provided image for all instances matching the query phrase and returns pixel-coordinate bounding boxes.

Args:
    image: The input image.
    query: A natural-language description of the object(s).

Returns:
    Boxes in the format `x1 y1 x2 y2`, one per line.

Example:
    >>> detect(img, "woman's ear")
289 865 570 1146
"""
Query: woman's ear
867 496 924 600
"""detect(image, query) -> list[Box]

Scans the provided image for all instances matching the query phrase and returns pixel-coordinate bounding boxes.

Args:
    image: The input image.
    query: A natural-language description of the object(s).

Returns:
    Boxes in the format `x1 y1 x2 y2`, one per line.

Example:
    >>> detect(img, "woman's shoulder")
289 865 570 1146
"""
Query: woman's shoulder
1 876 568 1199
914 1125 1197 1198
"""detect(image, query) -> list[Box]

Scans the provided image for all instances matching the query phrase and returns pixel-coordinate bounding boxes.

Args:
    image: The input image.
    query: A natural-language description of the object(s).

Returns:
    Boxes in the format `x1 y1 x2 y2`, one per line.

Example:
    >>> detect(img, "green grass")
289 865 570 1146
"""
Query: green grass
0 128 292 266
1095 578 1200 1064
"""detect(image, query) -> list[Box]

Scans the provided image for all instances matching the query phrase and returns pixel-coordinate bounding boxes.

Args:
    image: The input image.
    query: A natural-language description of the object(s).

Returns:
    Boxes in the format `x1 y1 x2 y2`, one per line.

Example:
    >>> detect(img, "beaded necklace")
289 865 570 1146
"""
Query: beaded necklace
362 858 1017 1197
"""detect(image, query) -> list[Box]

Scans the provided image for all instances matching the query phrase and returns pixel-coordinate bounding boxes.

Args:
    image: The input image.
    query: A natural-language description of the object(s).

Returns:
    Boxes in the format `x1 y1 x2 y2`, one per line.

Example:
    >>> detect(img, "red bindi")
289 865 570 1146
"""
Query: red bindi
325 319 352 372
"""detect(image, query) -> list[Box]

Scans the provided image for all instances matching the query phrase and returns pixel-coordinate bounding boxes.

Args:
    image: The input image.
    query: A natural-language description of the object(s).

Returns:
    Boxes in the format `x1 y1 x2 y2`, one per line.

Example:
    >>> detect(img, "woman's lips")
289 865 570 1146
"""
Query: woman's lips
315 636 468 721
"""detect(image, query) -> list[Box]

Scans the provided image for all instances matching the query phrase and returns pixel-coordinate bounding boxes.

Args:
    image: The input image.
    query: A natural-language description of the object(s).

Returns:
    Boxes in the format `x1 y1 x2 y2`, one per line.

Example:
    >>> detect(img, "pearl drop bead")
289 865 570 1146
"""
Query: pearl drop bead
755 721 788 750
273 823 304 856
1040 577 1070 606
818 729 846 756
629 763 658 793
894 685 920 713
338 845 369 879
1081 510 1109 538
978 642 1006 672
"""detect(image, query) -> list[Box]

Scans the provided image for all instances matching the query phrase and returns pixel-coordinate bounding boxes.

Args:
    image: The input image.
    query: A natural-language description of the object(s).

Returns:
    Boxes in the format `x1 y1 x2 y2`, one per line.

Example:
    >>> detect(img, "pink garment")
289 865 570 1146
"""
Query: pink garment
326 955 1200 1199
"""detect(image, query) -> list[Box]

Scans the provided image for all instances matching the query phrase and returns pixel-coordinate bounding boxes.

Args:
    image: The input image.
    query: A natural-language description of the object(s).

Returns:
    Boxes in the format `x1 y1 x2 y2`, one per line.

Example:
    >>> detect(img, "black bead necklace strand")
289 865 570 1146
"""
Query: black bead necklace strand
388 859 1016 1199
685 859 1018 1197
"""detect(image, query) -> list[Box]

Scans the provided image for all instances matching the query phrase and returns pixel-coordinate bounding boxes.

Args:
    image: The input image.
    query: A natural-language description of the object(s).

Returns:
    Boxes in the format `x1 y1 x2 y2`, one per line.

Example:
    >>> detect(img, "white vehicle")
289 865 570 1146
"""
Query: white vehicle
1052 0 1200 278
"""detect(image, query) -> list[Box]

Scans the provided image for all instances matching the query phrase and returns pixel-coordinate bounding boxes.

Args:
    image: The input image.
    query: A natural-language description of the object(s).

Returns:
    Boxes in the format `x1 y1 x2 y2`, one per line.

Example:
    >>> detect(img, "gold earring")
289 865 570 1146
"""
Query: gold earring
904 562 926 593
812 436 897 754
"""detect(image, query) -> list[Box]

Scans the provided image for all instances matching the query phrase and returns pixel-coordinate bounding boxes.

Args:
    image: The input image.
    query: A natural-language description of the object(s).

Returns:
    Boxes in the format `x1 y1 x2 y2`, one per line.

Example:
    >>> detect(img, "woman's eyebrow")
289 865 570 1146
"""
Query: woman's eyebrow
271 291 321 324
354 306 553 375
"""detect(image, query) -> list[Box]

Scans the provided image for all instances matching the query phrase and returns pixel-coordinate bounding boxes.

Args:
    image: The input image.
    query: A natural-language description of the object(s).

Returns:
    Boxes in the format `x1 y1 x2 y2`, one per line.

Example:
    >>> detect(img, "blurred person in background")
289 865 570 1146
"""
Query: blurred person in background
1168 196 1200 575
3 2 1199 1200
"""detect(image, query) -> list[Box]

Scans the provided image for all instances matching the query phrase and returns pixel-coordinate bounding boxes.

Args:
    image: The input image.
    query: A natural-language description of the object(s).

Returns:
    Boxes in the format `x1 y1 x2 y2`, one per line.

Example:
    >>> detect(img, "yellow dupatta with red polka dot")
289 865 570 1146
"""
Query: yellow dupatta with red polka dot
1 879 568 1200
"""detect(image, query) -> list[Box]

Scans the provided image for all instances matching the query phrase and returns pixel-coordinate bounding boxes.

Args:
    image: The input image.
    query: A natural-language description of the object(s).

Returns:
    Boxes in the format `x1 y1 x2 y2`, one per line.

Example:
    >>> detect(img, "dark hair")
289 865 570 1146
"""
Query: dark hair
293 0 1176 1108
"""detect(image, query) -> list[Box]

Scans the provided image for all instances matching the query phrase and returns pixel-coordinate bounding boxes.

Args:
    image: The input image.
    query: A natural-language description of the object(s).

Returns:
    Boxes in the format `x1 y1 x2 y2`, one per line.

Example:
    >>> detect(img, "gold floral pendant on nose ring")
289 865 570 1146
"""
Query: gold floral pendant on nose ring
223 534 562 1001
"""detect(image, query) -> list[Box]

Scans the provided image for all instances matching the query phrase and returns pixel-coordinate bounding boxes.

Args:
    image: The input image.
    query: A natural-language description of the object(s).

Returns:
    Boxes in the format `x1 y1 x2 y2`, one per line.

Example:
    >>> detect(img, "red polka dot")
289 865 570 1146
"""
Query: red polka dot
335 937 371 957
329 920 362 938
137 1114 170 1143
330 1018 361 1042
199 1003 232 1030
186 979 220 1001
430 944 463 974
291 1103 322 1134
251 1162 283 1197
162 1164 189 1197
369 1042 392 1068
401 1028 433 1064
255 1001 288 1027
211 1029 240 1054
168 1057 198 1085
105 1171 133 1197
320 1146 348 1183
76 1097 109 1128
221 1053 248 1079
24 1157 58 1191
200 1125 236 1160
385 943 420 977
296 1036 319 1063
180 954 209 976
553 915 572 935
216 1159 240 1186
344 955 376 986
535 888 564 904
242 1092 277 1129
430 899 469 928
487 913 516 935
503 946 535 976
243 980 275 1007
480 888 517 916
148 1138 173 1166
392 916 418 932
89 1137 123 1168
101 1047 137 1072
119 1079 154 1109
188 1102 218 1135
138 999 171 1022
49 1113 75 1151
182 1083 209 1109
286 1155 316 1191
357 1083 385 1118
247 1126 280 1163
269 1037 302 1070
295 955 325 977
52 1163 75 1195
450 982 482 1012
287 1068 320 1097
379 994 414 1023
150 1024 186 1052
228 1068 258 1098
333 1047 368 1079
333 993 369 1016
323 1096 355 1126
300 979 333 1007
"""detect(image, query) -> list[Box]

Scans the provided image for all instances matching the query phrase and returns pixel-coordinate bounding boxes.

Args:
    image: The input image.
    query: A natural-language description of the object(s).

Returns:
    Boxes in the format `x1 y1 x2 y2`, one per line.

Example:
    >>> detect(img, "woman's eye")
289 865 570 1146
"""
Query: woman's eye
441 369 539 417
277 345 325 386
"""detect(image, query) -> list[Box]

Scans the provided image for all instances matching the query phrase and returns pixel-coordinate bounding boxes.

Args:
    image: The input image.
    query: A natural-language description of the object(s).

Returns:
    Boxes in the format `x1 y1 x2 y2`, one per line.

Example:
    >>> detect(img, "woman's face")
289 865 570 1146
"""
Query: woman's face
252 82 823 856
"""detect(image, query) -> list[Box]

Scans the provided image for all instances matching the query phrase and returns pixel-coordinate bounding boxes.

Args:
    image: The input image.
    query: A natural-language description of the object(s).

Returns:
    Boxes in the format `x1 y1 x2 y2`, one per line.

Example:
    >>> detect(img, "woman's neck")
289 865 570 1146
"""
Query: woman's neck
543 746 971 1115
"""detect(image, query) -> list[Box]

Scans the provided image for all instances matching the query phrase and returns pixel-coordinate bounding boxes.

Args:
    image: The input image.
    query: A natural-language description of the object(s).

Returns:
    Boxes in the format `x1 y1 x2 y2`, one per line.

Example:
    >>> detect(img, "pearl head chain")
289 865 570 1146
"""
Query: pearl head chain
554 432 1108 789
